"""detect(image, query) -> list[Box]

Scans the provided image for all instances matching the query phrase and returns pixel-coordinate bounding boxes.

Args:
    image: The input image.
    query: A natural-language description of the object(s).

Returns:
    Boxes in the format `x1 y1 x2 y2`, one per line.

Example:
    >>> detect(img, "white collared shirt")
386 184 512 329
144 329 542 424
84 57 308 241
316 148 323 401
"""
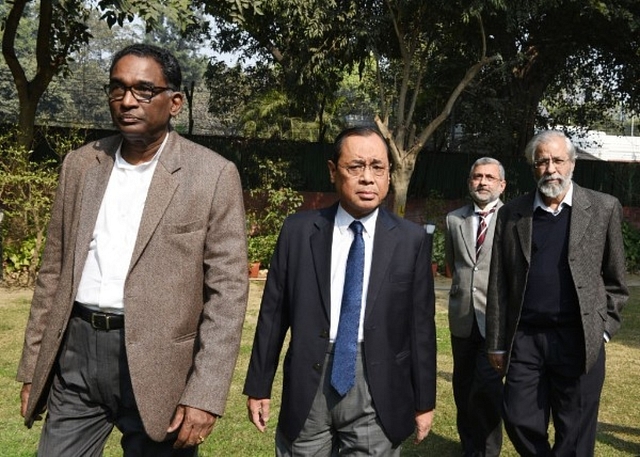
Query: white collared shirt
75 135 167 312
472 199 500 236
329 205 378 342
534 182 574 215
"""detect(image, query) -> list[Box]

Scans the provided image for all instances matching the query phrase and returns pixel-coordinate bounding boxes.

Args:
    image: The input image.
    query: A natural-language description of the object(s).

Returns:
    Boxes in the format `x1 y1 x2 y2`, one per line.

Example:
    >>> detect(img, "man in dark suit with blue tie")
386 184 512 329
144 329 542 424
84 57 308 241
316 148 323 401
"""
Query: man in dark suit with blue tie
243 126 437 455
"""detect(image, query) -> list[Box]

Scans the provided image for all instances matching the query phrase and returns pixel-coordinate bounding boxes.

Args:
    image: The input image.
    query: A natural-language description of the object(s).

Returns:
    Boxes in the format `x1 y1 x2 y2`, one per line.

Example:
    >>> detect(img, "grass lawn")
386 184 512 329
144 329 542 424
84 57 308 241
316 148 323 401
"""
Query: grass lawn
1 277 639 456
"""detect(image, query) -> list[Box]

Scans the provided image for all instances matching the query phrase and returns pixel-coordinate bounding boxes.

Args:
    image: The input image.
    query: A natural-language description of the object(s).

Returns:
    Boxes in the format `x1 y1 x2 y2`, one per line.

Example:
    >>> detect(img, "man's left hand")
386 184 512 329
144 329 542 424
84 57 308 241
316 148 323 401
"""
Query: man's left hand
167 404 217 448
414 409 434 444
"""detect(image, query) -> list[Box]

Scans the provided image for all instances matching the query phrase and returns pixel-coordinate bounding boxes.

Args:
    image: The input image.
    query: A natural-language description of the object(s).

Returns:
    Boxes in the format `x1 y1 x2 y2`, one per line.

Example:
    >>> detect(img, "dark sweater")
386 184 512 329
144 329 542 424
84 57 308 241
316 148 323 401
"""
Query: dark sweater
520 207 581 327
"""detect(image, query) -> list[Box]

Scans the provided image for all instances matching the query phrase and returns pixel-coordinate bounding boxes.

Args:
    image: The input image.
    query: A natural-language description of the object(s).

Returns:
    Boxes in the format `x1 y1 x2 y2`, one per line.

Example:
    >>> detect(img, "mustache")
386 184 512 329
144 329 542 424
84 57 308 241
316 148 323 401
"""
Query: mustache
541 173 565 183
537 172 572 198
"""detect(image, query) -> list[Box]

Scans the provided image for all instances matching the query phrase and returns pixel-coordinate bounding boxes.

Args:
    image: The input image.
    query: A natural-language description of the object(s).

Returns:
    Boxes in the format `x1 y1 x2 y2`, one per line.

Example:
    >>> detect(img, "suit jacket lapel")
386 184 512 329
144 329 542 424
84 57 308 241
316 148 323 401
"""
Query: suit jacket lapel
365 209 398 320
568 184 591 255
73 142 119 288
514 193 536 265
129 132 181 273
310 205 336 319
460 205 476 261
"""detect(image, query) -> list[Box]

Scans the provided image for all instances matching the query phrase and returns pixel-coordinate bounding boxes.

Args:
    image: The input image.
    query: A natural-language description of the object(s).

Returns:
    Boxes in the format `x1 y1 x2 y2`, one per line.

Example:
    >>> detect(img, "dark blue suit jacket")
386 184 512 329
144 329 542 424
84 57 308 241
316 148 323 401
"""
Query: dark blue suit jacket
243 203 436 444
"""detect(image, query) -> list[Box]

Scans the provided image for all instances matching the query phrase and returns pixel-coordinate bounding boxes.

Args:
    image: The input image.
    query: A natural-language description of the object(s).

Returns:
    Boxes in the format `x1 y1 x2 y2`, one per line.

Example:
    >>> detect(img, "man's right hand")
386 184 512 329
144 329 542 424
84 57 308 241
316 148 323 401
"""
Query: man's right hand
20 383 31 418
246 397 271 432
488 352 507 376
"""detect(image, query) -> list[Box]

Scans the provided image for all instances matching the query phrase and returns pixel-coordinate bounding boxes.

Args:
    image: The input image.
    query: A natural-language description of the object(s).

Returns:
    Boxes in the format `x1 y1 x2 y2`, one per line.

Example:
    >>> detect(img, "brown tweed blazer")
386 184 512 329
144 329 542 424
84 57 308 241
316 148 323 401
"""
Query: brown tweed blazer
17 131 249 441
486 183 628 374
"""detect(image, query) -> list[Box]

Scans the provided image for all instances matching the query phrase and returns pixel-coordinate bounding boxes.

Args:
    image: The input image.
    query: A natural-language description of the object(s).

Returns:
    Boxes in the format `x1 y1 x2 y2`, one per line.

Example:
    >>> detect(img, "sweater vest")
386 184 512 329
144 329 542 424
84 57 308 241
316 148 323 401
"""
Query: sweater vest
520 207 581 327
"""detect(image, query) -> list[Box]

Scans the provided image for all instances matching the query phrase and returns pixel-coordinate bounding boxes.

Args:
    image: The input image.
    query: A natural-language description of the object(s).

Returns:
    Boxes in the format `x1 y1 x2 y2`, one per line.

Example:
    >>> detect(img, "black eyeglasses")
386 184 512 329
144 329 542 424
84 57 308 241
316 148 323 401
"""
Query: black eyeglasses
104 82 173 102
339 162 389 177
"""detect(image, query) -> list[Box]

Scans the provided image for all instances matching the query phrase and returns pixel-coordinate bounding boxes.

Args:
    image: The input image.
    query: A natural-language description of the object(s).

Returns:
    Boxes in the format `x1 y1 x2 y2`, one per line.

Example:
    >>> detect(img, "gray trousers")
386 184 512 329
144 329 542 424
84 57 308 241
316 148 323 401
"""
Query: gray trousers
276 345 401 457
38 315 197 457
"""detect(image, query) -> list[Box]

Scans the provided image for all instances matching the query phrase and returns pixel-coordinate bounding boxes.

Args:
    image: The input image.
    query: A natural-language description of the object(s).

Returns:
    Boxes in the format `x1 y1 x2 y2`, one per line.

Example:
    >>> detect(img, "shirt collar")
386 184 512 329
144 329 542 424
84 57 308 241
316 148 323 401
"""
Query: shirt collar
336 205 378 238
114 133 168 171
533 182 574 214
473 198 500 214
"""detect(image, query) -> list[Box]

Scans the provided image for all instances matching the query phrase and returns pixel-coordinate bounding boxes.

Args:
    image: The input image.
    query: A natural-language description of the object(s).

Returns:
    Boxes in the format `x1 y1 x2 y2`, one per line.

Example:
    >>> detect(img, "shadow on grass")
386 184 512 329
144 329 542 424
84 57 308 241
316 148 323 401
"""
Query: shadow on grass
403 431 460 455
597 422 640 455
438 370 452 383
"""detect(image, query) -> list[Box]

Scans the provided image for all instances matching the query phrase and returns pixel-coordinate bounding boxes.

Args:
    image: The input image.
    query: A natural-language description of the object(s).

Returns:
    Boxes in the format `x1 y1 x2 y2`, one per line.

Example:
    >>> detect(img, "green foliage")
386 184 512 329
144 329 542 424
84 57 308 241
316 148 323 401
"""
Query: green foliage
245 156 303 266
2 0 93 147
205 0 366 141
455 0 640 156
98 0 199 32
2 236 39 285
247 234 278 267
0 128 85 285
431 229 446 272
423 190 450 273
623 220 640 274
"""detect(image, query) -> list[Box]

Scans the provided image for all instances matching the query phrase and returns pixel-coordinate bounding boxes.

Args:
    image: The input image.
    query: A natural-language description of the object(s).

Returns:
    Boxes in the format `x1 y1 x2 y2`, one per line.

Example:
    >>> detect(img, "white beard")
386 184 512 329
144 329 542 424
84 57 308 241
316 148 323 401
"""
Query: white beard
538 171 572 199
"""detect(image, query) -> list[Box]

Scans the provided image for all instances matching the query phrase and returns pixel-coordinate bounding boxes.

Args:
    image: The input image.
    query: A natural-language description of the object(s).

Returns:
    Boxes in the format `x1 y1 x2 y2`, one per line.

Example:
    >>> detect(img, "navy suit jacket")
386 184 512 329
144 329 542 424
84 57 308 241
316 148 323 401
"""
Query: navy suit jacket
243 203 436 444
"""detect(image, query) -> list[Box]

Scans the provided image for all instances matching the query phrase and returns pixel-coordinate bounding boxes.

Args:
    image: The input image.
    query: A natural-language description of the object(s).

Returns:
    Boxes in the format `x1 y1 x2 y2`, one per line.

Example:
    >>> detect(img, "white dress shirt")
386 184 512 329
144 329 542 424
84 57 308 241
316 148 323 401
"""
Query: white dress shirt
329 205 378 342
472 198 501 236
75 135 167 312
534 182 574 215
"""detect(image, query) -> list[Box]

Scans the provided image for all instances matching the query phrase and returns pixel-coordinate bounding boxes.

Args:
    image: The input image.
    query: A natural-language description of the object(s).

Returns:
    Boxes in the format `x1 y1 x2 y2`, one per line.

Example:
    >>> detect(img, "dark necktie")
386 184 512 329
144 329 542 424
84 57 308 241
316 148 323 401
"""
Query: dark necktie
476 208 496 258
331 220 365 396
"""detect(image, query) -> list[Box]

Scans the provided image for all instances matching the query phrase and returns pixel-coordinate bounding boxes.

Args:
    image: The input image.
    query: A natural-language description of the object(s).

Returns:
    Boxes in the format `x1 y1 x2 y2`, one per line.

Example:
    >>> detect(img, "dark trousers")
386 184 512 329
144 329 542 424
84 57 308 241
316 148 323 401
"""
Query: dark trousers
503 326 605 457
451 318 504 457
38 315 197 457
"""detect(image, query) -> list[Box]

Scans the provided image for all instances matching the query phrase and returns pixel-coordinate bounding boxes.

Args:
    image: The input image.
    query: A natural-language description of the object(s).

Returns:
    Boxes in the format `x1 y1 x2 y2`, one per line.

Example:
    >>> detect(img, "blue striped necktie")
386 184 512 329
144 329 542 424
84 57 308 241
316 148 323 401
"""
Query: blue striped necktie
331 220 365 396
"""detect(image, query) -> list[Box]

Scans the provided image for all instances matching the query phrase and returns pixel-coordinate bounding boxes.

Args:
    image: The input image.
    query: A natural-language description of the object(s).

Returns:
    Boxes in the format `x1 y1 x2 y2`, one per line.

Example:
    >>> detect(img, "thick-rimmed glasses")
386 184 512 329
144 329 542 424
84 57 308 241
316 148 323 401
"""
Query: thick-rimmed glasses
104 82 173 102
339 162 389 177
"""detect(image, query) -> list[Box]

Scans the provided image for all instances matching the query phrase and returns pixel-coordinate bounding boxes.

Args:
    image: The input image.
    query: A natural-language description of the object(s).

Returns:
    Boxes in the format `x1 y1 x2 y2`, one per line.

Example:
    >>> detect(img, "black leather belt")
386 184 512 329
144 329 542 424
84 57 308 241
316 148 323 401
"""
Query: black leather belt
73 302 124 331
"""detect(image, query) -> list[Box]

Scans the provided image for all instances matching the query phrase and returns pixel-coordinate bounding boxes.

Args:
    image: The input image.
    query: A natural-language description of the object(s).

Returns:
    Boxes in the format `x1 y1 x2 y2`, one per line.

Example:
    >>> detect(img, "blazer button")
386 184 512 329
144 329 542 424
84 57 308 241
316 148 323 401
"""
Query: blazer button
320 329 329 338
313 362 322 372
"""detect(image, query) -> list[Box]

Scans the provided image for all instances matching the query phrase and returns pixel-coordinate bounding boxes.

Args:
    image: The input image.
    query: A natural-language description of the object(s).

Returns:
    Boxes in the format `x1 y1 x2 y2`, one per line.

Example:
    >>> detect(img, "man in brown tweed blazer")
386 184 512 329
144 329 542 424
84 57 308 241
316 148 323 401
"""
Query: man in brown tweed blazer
486 130 628 456
17 44 248 455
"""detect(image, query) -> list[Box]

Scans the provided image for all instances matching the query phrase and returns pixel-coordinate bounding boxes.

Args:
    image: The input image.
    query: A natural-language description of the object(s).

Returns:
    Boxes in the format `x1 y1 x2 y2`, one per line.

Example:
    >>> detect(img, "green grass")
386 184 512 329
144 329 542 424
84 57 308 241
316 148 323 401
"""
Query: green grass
1 278 639 456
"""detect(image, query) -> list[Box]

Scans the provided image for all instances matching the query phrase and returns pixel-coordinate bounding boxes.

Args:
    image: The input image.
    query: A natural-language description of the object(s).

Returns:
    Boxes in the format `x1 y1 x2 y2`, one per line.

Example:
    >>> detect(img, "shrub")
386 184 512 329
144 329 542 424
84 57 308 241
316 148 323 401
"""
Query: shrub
247 234 278 268
0 128 86 285
245 156 303 268
623 220 640 274
431 229 446 272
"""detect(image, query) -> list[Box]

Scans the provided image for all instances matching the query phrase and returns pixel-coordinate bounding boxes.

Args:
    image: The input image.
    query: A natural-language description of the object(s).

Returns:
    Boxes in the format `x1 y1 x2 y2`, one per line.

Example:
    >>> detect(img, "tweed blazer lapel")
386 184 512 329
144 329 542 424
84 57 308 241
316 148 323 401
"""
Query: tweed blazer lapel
513 192 536 265
72 142 118 288
129 133 181 273
568 184 592 256
365 208 398 320
310 205 337 319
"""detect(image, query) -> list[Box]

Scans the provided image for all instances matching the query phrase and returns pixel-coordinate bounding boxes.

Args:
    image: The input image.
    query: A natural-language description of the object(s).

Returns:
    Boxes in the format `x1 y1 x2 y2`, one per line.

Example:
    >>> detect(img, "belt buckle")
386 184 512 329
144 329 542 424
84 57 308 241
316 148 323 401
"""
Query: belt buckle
91 313 111 331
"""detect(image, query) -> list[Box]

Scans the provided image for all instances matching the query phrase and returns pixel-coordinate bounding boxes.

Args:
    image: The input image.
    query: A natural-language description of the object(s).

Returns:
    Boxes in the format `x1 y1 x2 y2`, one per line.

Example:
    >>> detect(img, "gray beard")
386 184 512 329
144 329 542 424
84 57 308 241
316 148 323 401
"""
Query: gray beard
538 172 572 199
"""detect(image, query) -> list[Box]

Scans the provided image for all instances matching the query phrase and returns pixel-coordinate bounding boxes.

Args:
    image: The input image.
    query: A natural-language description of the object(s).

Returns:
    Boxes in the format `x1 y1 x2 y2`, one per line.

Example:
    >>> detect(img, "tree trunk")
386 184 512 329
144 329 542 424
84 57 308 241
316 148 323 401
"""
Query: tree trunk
17 99 39 150
388 153 417 218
